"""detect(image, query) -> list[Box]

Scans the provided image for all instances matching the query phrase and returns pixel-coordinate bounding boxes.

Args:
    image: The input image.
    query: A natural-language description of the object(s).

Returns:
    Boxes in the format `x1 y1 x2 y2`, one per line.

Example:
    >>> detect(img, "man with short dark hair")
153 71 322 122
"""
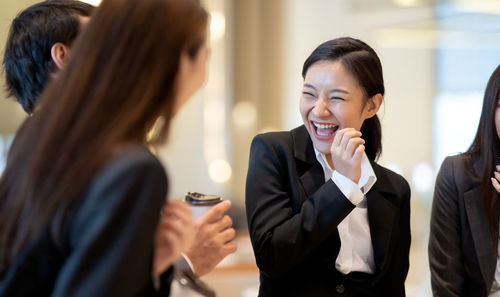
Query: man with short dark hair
3 2 236 294
3 0 93 114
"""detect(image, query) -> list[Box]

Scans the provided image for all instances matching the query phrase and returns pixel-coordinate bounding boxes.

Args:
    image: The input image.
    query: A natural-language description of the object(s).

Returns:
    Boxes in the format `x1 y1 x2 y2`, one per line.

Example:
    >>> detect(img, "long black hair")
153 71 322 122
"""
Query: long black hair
302 37 384 161
463 64 500 251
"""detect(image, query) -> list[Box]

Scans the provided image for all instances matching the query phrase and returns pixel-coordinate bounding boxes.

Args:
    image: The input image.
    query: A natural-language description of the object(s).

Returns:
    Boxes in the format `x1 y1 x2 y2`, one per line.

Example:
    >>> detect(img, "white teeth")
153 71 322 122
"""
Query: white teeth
313 122 336 129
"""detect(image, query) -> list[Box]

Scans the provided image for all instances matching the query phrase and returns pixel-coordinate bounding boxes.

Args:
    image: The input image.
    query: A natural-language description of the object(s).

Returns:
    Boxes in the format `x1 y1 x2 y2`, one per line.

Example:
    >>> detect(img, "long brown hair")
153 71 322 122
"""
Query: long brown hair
302 37 384 161
0 0 208 274
464 64 500 252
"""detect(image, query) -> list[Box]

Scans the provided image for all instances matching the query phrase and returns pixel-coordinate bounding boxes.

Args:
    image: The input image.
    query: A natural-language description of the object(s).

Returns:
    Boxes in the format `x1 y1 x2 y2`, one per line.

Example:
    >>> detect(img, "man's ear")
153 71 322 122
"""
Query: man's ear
50 42 70 70
364 93 383 119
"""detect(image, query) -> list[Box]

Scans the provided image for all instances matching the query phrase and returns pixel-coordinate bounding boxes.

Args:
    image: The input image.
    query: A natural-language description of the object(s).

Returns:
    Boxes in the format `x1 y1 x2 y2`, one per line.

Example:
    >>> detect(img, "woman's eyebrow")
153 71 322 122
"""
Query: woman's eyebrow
303 83 317 90
330 88 349 94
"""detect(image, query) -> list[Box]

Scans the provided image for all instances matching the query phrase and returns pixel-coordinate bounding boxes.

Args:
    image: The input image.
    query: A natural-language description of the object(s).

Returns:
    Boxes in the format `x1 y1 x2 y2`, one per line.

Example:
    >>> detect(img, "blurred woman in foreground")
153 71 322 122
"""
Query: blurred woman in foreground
0 0 209 296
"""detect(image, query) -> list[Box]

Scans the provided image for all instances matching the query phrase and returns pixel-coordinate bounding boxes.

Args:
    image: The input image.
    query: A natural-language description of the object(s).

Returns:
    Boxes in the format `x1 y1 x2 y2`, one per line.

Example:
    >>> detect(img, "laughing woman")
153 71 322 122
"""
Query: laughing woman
245 37 411 297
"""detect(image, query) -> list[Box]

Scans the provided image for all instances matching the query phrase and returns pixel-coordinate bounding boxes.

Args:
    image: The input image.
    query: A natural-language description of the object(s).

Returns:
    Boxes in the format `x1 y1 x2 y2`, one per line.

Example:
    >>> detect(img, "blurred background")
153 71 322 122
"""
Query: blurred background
2 0 500 296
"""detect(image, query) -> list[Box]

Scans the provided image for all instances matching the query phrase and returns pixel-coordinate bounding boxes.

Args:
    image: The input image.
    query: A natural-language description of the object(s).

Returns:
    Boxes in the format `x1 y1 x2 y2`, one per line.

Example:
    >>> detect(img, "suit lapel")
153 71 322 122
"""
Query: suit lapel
292 126 325 197
367 164 399 274
299 163 325 197
464 186 496 290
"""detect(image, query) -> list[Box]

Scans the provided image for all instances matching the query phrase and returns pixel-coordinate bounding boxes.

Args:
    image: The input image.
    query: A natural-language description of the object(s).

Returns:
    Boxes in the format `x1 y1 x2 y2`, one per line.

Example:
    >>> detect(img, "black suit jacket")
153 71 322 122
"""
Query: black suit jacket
429 154 499 297
0 145 173 297
245 126 411 297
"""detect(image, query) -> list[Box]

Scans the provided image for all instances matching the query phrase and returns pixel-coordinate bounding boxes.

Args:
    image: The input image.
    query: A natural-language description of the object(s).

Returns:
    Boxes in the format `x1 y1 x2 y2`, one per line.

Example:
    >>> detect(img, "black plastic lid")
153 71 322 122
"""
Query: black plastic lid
185 192 222 206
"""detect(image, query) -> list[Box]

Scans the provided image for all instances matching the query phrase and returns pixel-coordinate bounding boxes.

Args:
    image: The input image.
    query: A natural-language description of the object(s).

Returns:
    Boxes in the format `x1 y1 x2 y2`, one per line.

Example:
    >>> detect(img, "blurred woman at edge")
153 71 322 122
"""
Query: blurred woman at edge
430 64 500 297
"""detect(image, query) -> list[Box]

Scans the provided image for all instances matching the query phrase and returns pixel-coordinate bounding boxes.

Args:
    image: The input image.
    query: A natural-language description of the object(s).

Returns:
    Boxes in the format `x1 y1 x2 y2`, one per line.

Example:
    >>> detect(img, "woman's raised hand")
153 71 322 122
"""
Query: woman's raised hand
491 165 500 193
330 128 365 184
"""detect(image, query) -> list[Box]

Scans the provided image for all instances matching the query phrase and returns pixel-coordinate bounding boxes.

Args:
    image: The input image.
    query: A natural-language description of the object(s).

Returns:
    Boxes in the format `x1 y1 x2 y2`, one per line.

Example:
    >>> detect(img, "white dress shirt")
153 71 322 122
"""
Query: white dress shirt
314 148 376 275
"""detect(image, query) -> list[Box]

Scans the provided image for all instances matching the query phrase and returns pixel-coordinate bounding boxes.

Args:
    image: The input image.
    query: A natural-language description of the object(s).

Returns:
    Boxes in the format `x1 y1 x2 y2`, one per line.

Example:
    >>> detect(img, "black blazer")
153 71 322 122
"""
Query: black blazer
245 126 411 297
429 154 499 297
0 146 173 297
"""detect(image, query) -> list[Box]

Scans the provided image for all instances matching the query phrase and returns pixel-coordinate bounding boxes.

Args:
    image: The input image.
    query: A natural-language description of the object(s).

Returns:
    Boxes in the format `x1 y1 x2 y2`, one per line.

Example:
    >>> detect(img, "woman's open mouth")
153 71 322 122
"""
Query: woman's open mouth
311 121 338 140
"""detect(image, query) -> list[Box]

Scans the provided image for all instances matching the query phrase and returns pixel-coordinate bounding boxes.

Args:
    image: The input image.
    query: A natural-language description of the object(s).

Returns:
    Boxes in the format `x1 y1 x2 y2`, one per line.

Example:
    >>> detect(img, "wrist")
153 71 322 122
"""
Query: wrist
335 168 359 184
181 252 196 274
331 170 364 205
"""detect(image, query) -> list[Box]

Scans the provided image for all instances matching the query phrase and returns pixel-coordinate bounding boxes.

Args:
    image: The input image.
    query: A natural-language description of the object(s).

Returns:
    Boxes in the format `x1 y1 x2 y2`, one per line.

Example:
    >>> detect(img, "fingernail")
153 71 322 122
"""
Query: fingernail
496 165 500 171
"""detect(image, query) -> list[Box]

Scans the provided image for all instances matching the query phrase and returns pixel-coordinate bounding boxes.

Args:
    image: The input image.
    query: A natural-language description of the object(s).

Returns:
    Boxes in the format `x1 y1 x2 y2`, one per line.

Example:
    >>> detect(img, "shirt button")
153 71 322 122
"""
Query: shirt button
179 277 188 286
336 284 345 294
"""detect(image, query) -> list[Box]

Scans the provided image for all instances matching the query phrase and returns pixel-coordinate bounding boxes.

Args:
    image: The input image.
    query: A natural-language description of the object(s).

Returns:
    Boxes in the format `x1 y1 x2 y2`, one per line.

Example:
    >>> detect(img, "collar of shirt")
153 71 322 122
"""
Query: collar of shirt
313 147 377 195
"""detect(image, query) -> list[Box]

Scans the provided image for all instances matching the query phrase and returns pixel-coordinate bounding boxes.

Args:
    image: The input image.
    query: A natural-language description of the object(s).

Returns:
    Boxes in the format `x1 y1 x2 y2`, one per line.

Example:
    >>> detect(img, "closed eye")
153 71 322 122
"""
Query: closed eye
330 96 345 101
302 91 316 97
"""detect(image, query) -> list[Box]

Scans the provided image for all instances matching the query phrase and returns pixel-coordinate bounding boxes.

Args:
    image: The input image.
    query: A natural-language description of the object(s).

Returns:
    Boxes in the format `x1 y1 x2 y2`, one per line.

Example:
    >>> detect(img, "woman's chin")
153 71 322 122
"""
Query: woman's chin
311 140 332 155
305 126 333 154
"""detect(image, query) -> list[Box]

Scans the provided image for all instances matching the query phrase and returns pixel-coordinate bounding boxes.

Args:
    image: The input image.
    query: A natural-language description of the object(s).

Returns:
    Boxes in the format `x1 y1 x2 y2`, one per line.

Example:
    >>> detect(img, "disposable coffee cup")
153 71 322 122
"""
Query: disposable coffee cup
185 192 222 220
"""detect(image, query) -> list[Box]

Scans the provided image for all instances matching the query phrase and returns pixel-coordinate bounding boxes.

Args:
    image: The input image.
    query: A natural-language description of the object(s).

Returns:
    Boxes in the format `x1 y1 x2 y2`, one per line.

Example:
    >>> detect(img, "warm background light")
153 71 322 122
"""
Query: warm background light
210 11 226 42
80 0 101 5
411 162 435 195
393 0 421 7
232 101 257 128
208 159 232 183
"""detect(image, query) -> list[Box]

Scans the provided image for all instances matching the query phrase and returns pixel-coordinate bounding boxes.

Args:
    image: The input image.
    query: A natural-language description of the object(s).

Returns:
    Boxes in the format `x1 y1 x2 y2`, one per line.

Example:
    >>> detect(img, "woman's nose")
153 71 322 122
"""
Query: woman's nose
312 97 330 117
